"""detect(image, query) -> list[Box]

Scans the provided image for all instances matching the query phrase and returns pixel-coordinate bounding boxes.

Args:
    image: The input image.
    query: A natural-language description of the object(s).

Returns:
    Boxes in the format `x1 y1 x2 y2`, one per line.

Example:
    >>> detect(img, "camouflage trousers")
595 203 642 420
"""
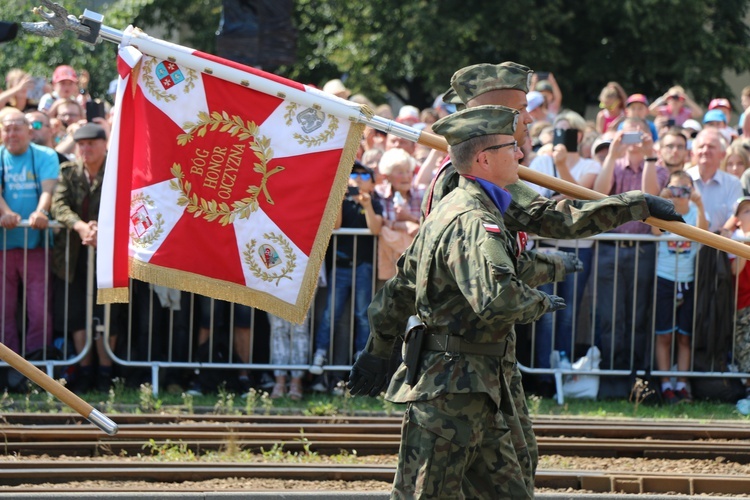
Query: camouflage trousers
735 306 750 373
391 392 532 499
268 312 310 379
505 359 537 493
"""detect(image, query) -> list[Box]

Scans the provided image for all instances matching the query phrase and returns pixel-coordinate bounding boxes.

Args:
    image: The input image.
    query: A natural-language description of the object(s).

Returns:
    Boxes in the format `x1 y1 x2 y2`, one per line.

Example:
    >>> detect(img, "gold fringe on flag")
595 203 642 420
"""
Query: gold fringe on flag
97 287 129 304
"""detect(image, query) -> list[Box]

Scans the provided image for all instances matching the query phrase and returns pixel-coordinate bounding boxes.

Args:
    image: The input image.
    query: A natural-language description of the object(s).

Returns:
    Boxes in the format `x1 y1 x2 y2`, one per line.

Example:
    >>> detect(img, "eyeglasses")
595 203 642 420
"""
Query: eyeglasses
668 185 692 198
31 121 45 130
482 141 518 153
350 172 372 180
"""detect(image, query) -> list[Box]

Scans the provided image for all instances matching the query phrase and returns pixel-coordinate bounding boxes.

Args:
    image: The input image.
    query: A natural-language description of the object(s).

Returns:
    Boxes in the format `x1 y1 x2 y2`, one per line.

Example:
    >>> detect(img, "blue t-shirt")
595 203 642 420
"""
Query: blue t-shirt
0 144 60 249
655 202 699 283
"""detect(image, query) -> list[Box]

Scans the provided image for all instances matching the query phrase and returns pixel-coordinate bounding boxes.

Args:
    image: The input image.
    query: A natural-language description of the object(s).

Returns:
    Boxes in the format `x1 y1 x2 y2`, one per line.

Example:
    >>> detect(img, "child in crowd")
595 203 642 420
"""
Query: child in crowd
651 171 707 404
727 196 750 407
267 312 309 400
309 161 383 382
595 82 627 134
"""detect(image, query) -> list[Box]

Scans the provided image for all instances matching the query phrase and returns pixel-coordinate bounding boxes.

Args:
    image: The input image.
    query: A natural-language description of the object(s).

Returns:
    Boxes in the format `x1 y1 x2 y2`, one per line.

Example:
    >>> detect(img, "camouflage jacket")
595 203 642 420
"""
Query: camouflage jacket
50 157 105 282
380 176 555 407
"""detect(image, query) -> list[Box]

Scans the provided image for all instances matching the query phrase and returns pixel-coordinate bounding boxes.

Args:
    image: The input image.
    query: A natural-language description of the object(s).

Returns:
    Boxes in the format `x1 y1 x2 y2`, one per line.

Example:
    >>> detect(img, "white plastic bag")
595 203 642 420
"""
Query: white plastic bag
562 346 601 399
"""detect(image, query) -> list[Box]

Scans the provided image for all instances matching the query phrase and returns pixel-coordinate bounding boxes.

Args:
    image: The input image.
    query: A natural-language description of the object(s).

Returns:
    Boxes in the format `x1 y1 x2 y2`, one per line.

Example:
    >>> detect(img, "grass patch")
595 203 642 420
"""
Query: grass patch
2 384 747 421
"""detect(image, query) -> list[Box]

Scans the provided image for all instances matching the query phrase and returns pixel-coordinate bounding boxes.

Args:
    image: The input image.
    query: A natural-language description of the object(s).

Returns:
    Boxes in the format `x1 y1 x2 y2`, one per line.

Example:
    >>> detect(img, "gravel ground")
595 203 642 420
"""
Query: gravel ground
2 454 750 494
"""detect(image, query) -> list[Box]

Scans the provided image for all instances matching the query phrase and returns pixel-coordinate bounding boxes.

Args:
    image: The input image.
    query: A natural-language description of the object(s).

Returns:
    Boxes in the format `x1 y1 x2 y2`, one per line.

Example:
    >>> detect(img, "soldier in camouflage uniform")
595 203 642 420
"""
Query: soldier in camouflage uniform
349 63 684 498
351 105 572 498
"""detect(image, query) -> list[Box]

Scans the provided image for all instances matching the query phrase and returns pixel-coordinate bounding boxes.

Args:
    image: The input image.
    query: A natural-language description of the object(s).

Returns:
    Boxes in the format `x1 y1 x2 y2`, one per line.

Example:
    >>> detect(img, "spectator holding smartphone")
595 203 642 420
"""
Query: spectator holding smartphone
309 161 383 389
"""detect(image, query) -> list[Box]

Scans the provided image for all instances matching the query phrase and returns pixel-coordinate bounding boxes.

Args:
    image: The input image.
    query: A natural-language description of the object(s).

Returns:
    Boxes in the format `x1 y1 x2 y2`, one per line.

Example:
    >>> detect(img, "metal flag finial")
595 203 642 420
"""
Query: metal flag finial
21 0 102 44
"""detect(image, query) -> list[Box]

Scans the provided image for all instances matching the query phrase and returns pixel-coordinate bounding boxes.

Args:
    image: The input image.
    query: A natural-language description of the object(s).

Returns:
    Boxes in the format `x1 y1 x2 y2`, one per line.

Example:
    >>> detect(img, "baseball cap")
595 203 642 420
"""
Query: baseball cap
351 159 374 178
708 98 731 110
73 123 106 141
52 65 78 84
0 21 18 43
626 94 649 107
703 109 727 124
432 105 519 146
591 136 612 156
682 119 702 133
734 196 750 216
526 91 544 112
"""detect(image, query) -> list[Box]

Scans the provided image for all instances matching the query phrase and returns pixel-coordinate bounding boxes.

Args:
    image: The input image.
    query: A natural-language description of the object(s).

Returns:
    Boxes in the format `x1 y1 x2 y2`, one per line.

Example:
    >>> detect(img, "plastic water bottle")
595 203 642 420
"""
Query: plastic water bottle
393 191 405 207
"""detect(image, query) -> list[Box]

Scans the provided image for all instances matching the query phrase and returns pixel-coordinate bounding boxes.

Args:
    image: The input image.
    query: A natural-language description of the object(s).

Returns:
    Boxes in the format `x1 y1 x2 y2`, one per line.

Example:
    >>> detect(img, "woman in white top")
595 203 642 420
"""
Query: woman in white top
527 110 602 387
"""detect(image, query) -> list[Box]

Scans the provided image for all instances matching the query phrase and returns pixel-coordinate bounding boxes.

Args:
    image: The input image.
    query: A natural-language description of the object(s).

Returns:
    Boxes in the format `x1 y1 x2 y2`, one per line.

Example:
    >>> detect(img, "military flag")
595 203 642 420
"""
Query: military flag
97 27 367 324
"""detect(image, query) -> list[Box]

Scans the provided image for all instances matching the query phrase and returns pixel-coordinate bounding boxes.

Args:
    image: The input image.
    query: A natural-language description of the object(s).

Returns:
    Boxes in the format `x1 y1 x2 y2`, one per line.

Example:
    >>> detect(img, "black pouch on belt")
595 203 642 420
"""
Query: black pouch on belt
403 315 425 386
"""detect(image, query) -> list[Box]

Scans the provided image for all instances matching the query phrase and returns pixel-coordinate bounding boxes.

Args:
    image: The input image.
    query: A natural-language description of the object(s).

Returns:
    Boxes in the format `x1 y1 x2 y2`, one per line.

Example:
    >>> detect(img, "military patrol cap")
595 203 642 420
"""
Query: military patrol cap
445 62 533 105
432 105 519 146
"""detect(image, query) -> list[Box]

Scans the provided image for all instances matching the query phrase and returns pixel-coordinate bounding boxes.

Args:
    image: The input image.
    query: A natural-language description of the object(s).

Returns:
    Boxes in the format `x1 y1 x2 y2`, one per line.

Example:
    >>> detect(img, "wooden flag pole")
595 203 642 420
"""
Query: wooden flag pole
0 343 118 435
374 124 750 261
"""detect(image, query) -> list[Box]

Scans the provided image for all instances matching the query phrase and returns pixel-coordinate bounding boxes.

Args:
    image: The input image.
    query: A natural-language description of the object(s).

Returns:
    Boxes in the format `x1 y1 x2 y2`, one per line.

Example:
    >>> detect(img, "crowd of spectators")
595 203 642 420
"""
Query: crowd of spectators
3 63 750 407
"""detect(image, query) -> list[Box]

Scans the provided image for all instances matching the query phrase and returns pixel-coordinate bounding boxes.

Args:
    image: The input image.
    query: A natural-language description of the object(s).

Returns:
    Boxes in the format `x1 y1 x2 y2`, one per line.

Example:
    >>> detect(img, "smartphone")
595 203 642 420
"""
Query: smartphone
621 132 642 144
85 99 105 122
553 128 578 151
666 118 676 127
535 71 550 81
346 185 360 197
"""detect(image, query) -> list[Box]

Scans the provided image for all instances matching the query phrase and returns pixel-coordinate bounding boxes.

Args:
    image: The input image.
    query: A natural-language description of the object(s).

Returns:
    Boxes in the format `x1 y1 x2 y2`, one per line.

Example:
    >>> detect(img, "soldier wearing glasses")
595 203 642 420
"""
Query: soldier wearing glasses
352 105 568 498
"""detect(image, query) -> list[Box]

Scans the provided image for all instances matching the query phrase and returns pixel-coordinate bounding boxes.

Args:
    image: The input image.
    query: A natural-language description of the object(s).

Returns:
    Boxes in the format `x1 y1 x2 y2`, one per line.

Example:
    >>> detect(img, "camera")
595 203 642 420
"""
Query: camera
621 132 642 144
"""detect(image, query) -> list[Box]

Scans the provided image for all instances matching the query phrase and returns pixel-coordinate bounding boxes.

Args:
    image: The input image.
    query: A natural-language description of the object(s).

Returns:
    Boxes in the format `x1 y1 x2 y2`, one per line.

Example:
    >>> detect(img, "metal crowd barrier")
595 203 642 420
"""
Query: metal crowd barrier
100 228 376 396
9 224 746 401
522 233 750 404
0 222 91 382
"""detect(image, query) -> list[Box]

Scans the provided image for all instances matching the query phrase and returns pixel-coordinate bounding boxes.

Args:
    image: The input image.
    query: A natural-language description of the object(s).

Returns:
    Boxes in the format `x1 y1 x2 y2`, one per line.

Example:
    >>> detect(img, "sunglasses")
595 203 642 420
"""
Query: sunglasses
482 140 518 153
31 121 45 130
667 185 692 198
350 172 372 180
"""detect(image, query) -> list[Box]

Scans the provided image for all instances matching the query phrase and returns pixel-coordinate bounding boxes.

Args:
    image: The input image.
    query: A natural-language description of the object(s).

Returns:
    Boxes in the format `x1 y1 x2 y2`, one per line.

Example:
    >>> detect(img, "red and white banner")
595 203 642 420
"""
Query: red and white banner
98 27 365 324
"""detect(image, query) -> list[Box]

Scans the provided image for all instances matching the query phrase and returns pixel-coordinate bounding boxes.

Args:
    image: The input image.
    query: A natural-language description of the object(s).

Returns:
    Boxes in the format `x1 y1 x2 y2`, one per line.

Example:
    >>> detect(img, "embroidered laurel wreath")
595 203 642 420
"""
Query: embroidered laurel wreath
170 111 284 227
244 233 296 284
284 102 339 147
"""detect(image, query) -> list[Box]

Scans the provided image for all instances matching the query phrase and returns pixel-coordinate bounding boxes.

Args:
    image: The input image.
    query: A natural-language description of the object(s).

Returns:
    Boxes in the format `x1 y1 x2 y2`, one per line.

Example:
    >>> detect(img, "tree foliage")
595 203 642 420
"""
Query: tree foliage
0 0 219 103
286 0 750 112
2 0 749 114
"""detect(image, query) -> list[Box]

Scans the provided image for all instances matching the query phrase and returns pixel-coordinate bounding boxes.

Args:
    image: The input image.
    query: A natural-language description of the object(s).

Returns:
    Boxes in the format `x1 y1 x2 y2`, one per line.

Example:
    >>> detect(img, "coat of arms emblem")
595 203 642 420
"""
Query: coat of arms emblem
131 204 153 237
155 61 185 90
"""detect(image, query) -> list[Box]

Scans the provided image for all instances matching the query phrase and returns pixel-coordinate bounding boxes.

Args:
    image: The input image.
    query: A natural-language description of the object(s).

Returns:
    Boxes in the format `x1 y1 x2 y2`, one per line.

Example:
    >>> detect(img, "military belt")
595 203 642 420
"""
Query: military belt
423 334 508 357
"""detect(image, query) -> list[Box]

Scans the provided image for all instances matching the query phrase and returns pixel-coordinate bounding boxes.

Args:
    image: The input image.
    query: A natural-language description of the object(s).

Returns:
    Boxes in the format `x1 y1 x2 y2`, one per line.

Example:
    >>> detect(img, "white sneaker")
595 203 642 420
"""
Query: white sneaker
309 349 326 375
